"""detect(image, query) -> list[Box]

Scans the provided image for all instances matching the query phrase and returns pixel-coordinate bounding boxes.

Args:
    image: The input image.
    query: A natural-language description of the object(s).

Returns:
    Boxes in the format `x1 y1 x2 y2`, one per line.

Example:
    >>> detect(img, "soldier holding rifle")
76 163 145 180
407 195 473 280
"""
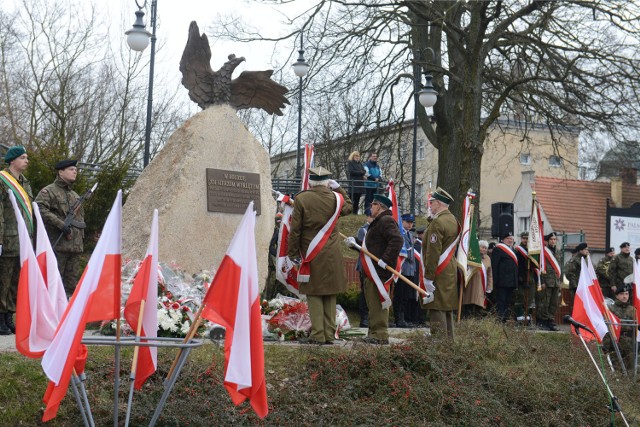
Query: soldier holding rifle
35 159 92 296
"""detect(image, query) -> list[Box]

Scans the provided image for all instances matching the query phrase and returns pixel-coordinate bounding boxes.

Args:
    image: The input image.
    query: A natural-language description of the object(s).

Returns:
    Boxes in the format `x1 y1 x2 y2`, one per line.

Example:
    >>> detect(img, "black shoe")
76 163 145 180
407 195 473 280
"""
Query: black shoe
5 313 15 334
547 320 559 332
359 320 369 328
298 338 324 345
0 316 10 336
395 319 409 328
361 337 389 345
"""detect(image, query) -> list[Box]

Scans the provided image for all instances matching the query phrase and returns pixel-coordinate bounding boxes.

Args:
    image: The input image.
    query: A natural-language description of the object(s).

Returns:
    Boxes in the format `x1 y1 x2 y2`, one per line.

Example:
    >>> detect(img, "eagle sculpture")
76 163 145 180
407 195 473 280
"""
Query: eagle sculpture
179 21 290 116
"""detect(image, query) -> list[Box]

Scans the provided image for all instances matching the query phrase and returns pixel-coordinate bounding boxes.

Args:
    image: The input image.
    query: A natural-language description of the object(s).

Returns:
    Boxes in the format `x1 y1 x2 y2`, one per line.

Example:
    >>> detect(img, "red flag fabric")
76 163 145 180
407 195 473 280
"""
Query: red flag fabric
10 194 59 358
633 260 640 317
300 143 315 191
571 257 609 342
124 209 159 390
200 202 268 419
40 191 122 422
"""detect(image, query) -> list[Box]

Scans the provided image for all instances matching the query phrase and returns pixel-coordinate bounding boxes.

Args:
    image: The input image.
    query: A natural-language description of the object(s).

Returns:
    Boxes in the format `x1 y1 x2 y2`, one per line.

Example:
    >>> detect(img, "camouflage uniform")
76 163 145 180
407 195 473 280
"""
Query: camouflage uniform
595 254 615 299
564 253 584 305
35 176 85 295
0 170 33 314
603 298 637 372
538 245 560 328
608 252 634 292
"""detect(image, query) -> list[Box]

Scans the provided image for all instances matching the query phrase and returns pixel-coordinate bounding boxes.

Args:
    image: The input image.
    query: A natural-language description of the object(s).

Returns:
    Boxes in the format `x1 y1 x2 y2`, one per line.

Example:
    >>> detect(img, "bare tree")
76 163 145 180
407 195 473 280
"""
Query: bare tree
213 0 640 215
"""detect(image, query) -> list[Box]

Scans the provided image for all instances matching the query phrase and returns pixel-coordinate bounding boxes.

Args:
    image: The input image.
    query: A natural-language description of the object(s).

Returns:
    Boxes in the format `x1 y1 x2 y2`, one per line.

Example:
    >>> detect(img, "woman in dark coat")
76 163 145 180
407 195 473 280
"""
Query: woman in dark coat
347 151 366 214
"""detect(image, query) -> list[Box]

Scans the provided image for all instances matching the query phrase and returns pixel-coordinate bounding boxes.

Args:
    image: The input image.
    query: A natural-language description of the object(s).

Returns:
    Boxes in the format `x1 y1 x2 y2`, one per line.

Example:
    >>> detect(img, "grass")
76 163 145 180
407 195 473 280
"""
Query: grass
2 318 639 426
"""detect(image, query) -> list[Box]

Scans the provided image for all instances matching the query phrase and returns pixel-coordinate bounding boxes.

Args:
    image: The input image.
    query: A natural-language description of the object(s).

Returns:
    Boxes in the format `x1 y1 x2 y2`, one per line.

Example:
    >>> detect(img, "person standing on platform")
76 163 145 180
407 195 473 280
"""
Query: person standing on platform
363 152 383 212
346 151 366 215
287 166 352 344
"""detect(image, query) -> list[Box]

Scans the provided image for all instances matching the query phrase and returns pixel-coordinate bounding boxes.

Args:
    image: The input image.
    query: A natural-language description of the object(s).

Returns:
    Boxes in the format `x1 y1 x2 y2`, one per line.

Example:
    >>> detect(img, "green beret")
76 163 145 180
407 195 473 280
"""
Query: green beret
373 194 392 208
4 146 26 163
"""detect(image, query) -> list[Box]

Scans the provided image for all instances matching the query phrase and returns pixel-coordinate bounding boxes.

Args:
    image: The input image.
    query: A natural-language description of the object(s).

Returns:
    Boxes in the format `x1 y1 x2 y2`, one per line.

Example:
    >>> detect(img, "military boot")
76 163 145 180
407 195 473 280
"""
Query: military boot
395 311 409 328
0 314 10 336
5 313 15 334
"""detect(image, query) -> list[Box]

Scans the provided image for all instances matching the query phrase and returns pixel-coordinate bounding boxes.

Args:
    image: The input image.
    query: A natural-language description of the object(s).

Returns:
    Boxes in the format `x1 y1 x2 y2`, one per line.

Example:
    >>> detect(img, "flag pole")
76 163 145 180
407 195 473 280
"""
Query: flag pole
339 232 427 295
70 372 91 427
124 299 146 427
165 304 206 381
113 296 122 426
456 200 474 323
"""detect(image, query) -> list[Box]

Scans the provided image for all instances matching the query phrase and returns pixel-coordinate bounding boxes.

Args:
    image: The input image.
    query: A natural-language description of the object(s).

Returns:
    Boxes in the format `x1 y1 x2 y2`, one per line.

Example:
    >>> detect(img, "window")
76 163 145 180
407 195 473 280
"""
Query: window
417 138 425 160
519 153 531 165
549 156 562 167
519 216 530 234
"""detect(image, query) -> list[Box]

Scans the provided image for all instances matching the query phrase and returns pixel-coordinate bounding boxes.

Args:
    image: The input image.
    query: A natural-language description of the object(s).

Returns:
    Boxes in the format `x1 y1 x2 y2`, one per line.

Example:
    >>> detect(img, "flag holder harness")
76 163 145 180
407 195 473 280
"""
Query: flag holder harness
566 317 630 427
78 336 203 427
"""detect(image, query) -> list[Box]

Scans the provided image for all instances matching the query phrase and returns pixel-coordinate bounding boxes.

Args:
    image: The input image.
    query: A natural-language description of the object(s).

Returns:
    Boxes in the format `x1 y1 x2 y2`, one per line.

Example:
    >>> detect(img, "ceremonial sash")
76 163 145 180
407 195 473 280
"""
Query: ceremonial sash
360 238 392 309
0 171 33 233
435 233 460 276
515 245 528 259
275 204 300 296
544 246 561 278
496 243 518 265
297 191 344 282
414 248 432 304
481 261 488 308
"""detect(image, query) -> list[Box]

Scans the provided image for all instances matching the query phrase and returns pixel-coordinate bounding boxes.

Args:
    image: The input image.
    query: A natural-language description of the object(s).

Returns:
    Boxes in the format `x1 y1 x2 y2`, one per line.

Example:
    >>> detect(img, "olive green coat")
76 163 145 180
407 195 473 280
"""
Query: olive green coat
0 170 33 257
287 185 352 296
596 254 614 289
540 245 561 288
603 299 637 371
608 252 634 289
35 177 85 253
422 209 460 311
564 254 585 290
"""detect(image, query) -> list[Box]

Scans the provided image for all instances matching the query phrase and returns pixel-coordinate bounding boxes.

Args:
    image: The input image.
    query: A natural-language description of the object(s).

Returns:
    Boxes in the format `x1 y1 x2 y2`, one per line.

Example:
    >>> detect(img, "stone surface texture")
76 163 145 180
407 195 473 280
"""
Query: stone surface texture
122 104 274 285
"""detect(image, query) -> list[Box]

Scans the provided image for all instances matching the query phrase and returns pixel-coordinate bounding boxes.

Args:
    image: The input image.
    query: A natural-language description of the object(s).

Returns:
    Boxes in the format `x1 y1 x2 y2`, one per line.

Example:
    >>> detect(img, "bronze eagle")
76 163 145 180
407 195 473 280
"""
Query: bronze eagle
179 21 290 116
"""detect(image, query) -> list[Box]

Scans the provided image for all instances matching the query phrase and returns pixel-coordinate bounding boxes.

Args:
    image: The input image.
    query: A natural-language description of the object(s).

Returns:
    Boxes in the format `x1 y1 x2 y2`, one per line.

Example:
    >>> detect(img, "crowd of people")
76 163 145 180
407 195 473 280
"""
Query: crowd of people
0 146 87 335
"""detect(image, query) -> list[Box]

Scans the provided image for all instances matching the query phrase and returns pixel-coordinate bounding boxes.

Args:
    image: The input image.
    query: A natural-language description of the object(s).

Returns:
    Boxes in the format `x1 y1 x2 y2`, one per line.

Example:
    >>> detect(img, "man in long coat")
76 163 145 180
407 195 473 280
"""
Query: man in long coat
288 167 352 344
491 232 518 322
422 187 460 339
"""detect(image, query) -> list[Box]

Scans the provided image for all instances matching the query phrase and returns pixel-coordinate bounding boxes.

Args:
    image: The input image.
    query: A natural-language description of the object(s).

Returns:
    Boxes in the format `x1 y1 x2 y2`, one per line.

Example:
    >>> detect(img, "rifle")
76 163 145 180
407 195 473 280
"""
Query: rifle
52 182 98 249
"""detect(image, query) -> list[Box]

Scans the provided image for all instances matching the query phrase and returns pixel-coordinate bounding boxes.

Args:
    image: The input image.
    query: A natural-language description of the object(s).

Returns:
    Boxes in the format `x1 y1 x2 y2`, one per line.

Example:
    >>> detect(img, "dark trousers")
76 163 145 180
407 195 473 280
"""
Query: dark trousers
358 272 369 323
495 287 515 322
364 187 377 211
0 256 19 313
351 192 363 215
57 252 81 297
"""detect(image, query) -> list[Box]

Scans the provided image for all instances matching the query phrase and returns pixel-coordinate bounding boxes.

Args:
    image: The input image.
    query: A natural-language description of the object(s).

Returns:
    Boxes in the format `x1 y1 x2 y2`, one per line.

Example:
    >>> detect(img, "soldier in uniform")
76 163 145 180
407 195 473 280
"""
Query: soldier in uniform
0 146 33 335
603 284 637 372
538 232 561 331
608 242 634 295
345 194 403 344
514 232 536 324
564 242 589 305
393 213 416 328
596 247 616 299
287 167 352 344
422 188 460 339
35 159 86 296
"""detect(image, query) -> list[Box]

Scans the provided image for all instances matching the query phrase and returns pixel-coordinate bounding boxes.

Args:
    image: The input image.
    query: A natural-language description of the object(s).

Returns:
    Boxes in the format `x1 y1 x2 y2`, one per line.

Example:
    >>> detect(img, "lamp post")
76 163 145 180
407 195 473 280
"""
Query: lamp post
410 48 438 215
126 0 157 168
291 33 310 180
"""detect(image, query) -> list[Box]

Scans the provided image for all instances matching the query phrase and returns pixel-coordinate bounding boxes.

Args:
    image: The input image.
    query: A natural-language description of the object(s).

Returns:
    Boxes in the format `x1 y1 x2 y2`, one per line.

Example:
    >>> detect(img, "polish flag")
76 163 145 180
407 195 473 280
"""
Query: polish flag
34 202 68 318
40 191 122 422
124 209 159 390
386 180 407 276
9 192 59 358
571 257 608 342
633 260 640 321
200 202 268 418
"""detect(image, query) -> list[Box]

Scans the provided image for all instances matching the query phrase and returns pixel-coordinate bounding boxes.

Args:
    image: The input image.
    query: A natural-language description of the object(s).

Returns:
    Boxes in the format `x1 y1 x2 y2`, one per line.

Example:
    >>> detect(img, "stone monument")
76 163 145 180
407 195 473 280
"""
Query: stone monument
122 21 289 284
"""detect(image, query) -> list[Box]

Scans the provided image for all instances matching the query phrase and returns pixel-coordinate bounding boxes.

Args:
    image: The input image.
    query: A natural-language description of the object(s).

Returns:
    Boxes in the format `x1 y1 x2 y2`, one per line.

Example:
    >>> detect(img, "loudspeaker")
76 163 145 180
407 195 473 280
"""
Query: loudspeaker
491 202 514 238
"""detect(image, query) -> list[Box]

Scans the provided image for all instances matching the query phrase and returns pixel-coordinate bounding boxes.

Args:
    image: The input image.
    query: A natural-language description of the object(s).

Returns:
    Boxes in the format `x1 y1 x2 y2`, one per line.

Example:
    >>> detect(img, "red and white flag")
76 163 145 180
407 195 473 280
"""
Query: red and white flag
124 209 159 390
632 259 640 322
386 180 407 276
9 192 59 358
571 257 609 342
300 143 315 191
200 202 268 418
34 202 68 318
275 203 300 296
40 191 122 422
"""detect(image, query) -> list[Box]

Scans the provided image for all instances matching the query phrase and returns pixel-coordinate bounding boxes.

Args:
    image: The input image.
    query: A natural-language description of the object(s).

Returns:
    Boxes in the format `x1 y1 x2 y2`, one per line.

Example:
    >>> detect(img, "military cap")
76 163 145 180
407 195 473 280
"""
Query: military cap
575 242 588 252
401 213 415 222
4 146 26 163
416 227 426 234
544 232 557 241
488 242 497 250
620 242 630 248
520 231 529 238
364 208 372 217
616 283 631 294
55 159 78 170
429 187 454 204
500 230 514 239
635 248 640 256
373 194 392 208
606 247 615 254
308 166 332 181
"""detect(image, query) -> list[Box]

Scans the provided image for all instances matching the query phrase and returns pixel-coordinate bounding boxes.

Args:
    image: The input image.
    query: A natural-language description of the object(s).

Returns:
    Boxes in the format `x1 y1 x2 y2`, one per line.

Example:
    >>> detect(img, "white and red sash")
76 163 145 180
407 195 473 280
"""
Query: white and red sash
544 246 561 278
515 245 528 259
297 191 345 282
496 243 518 265
360 238 393 309
435 233 461 276
275 204 300 296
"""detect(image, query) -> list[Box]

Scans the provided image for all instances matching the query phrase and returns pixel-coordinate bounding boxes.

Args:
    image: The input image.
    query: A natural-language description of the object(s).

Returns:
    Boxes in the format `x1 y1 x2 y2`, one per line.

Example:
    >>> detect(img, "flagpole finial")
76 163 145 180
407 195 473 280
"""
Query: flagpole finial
532 191 537 198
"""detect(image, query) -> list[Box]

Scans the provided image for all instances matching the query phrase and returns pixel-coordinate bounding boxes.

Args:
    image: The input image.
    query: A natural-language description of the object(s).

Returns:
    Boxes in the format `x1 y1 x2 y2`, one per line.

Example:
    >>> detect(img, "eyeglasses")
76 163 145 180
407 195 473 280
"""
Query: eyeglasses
371 202 380 206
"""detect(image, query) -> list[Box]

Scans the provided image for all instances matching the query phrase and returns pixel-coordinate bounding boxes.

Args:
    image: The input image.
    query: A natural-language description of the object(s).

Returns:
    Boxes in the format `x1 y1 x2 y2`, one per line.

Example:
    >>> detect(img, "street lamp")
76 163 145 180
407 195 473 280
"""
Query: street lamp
410 48 438 215
125 0 157 168
291 33 310 180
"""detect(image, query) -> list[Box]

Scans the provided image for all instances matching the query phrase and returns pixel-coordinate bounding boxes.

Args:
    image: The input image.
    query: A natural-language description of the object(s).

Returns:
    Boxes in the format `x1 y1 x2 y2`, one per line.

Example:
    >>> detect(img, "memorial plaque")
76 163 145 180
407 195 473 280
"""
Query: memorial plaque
206 168 261 214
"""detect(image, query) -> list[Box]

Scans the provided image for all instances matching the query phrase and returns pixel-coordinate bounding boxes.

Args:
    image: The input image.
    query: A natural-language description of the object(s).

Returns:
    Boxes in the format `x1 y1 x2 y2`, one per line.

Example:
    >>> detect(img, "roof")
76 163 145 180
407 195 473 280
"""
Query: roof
533 176 640 249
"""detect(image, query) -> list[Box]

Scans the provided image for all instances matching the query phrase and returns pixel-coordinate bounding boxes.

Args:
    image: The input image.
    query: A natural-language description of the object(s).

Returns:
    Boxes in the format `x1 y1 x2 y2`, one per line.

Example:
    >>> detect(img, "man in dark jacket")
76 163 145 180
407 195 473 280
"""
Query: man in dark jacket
608 242 633 295
491 232 518 322
346 194 402 344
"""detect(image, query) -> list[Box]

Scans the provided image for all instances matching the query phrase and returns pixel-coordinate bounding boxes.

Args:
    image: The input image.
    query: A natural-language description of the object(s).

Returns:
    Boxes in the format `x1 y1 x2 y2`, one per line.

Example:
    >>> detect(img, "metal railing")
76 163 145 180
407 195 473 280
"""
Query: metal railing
271 178 386 196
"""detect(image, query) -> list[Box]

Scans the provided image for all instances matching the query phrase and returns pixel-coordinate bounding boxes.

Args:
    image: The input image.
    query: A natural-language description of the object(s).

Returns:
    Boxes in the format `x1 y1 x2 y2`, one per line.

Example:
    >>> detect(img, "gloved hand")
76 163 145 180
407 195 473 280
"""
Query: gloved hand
328 179 340 190
425 279 435 293
344 237 357 248
377 259 387 269
422 292 435 304
62 224 72 236
274 191 283 199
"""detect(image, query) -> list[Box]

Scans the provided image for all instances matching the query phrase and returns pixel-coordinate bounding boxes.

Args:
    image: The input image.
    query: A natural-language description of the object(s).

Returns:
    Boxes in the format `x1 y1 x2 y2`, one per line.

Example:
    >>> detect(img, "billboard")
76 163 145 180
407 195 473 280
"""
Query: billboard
607 203 640 249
